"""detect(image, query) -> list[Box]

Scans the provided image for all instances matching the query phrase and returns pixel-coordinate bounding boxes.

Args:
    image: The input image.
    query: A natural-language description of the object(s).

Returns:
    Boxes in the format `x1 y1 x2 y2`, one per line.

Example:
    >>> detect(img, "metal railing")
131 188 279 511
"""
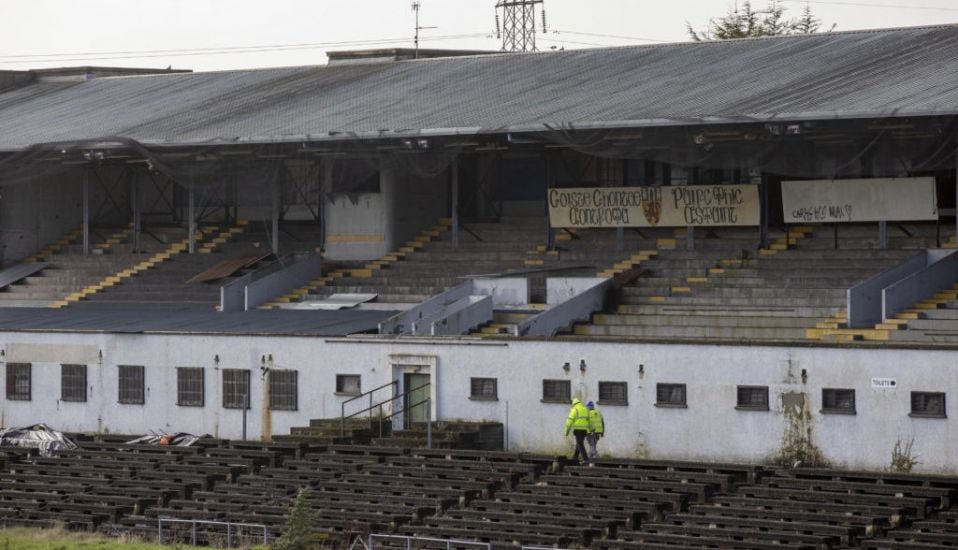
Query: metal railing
341 380 398 437
366 533 491 550
157 518 269 547
341 381 432 441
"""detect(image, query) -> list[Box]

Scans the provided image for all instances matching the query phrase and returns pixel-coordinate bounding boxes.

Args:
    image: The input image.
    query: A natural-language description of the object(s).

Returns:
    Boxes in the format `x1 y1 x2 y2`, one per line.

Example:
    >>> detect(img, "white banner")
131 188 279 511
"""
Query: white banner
547 185 760 228
782 177 938 223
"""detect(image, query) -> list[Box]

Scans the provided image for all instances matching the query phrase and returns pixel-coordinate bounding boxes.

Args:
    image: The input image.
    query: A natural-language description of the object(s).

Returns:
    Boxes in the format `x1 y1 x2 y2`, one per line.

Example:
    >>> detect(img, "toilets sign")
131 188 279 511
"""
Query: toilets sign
547 184 760 228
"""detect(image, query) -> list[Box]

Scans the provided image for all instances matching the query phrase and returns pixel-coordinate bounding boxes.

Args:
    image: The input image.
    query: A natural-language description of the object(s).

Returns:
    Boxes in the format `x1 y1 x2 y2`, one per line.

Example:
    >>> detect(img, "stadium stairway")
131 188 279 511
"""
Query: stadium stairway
276 419 504 451
67 221 324 311
575 224 929 342
269 216 648 311
0 225 164 308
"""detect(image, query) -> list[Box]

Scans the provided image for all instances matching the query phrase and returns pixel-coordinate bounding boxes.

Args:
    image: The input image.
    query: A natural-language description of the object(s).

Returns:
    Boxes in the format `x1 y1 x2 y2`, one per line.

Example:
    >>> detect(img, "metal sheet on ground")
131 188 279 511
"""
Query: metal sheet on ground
0 262 47 289
187 254 269 283
297 293 379 310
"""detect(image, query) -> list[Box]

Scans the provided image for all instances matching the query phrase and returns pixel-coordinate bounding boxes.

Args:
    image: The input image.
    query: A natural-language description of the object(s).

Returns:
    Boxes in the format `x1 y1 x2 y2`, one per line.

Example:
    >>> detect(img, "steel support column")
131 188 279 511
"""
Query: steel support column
188 182 195 254
82 169 90 255
759 173 769 250
131 169 140 253
451 159 459 250
879 220 887 250
272 171 281 255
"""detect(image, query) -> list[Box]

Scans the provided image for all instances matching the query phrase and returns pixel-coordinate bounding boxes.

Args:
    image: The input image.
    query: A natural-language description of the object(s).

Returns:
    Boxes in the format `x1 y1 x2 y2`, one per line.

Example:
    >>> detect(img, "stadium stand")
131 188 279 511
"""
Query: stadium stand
4 440 958 549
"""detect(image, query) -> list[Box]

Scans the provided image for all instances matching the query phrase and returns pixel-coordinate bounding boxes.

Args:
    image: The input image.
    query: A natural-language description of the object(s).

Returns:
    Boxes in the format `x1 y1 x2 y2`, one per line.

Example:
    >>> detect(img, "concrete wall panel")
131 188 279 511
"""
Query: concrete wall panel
1 332 956 474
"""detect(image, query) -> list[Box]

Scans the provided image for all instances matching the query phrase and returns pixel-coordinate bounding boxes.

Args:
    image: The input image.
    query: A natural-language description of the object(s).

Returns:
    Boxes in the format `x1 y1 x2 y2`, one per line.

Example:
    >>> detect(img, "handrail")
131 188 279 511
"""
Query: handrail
340 381 431 437
341 380 398 437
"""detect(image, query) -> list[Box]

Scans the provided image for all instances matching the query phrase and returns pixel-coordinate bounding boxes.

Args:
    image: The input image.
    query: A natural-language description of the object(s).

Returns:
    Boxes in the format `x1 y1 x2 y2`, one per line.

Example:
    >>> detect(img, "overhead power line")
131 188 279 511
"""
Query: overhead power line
783 0 958 11
0 33 492 64
551 30 672 43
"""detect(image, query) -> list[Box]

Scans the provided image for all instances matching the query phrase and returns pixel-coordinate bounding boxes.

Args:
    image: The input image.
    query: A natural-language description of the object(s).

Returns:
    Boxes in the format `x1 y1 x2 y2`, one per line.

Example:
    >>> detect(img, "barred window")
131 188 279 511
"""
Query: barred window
911 392 946 418
656 383 686 407
822 388 855 414
5 363 31 401
223 369 250 409
736 385 769 411
177 367 204 407
542 379 571 403
599 381 629 406
61 364 87 403
269 370 298 411
118 365 145 405
470 378 498 400
335 374 361 395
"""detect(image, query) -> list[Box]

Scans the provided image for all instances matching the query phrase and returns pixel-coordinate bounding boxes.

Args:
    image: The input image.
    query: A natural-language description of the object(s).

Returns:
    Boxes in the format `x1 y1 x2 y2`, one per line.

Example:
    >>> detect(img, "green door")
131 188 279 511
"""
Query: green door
404 373 430 428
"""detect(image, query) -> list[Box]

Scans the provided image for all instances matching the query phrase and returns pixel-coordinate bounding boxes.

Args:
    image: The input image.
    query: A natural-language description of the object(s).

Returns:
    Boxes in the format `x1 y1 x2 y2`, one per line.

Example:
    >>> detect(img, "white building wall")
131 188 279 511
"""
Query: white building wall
1 331 956 474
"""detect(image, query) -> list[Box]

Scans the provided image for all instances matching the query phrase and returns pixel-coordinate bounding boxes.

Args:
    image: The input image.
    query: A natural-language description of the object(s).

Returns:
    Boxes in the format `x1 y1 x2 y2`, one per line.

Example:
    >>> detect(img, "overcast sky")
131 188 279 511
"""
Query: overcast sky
1 0 955 72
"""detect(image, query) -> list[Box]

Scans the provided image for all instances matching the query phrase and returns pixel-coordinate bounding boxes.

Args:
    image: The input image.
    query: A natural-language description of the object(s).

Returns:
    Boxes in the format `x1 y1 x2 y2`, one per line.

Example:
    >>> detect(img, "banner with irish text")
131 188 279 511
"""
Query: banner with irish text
547 185 760 228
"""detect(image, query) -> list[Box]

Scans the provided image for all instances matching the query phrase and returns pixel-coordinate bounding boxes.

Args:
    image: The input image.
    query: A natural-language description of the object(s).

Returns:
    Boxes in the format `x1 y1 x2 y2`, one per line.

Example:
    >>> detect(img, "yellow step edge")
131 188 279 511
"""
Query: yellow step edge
759 249 779 256
49 301 70 309
546 250 559 257
806 328 890 341
649 296 667 303
351 268 374 278
573 325 592 335
535 245 548 252
671 287 692 293
769 243 788 251
914 303 941 310
686 277 708 283
875 323 905 330
708 268 726 275
613 262 634 270
656 238 677 249
524 259 545 266
896 312 920 320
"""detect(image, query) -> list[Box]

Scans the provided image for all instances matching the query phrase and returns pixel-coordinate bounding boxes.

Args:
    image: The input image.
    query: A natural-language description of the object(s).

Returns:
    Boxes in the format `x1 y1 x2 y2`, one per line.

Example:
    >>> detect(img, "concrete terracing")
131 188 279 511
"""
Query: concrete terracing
577 224 937 343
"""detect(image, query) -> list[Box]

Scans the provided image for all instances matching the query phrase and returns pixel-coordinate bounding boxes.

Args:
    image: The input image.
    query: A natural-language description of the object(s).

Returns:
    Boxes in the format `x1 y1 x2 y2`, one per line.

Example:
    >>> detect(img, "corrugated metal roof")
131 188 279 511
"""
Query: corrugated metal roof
1 25 957 151
0 307 394 336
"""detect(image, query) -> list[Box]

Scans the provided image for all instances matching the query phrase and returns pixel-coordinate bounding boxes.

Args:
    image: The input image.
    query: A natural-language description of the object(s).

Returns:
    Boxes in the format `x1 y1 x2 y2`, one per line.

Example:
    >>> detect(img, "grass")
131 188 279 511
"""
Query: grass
0 527 269 549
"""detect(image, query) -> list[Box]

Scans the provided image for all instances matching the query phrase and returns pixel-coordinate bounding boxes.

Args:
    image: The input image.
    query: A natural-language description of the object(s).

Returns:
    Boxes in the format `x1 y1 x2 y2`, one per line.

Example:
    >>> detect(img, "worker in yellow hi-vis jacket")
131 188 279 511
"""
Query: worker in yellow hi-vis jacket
564 397 590 464
586 401 605 463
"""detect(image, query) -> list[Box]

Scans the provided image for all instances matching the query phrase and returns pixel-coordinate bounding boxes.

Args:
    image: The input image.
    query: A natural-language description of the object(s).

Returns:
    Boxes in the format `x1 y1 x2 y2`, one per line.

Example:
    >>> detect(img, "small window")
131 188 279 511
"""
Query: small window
822 388 855 414
736 385 769 411
911 392 946 418
598 381 629 406
335 374 361 396
470 378 498 400
61 364 87 403
118 365 145 405
5 363 31 401
223 369 250 409
656 383 686 407
270 370 298 411
542 379 571 403
177 367 204 407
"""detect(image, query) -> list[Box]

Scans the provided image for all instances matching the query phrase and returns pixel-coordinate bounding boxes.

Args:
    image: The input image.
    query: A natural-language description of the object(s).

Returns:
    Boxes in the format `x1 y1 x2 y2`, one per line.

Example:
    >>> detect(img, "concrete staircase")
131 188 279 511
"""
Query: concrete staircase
576 224 929 342
277 418 504 450
0 225 167 308
70 221 324 311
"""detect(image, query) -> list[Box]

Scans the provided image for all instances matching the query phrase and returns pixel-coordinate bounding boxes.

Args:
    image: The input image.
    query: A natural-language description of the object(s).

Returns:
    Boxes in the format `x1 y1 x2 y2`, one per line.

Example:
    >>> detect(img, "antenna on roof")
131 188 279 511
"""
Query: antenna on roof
411 1 438 59
495 0 545 52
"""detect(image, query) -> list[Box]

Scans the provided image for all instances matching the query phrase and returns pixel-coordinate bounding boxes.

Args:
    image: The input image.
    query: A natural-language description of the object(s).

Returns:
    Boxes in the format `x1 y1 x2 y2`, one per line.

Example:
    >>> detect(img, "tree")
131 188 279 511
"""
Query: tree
271 487 319 550
686 1 833 41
